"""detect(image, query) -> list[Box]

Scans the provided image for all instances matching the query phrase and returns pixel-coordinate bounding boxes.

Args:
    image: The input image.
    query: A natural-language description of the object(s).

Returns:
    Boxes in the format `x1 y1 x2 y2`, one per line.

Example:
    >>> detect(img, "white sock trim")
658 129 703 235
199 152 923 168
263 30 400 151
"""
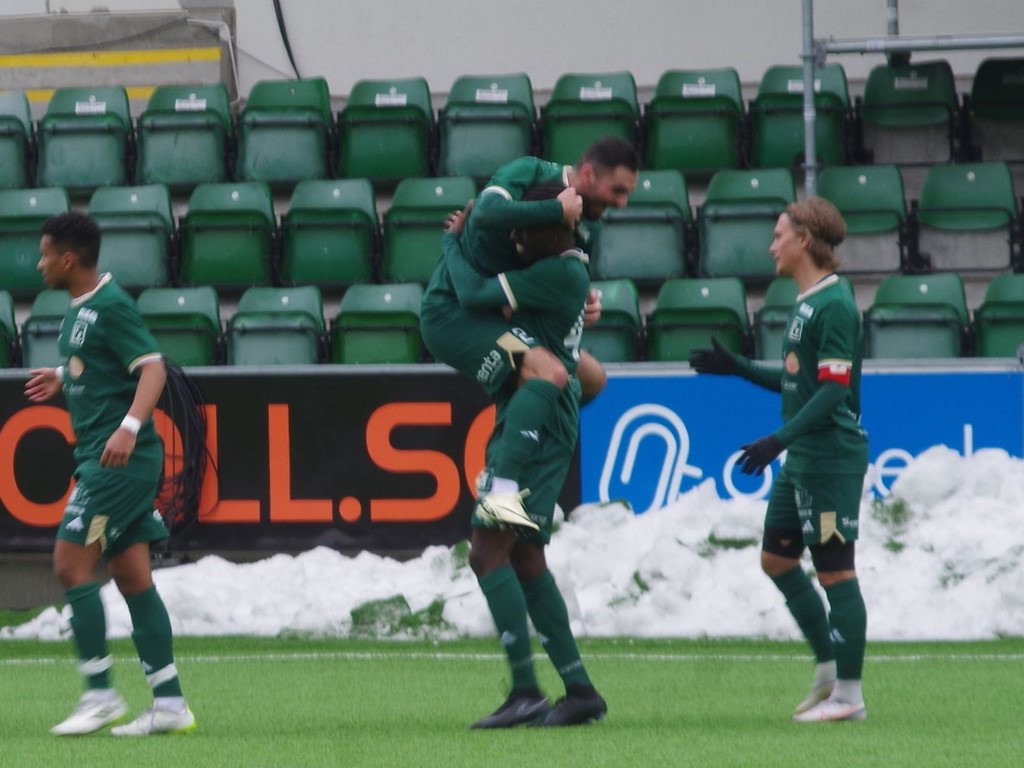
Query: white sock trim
78 655 113 676
145 663 179 689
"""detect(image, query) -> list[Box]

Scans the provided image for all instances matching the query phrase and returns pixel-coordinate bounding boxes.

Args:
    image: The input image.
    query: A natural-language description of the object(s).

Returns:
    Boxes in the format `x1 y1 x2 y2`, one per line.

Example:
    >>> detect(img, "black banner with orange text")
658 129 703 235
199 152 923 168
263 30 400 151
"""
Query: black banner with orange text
0 367 581 554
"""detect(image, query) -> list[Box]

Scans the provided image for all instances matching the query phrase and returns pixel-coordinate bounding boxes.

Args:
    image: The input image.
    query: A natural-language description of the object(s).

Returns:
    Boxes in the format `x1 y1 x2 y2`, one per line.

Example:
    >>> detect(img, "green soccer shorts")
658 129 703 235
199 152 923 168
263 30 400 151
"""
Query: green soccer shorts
765 464 865 547
57 464 168 561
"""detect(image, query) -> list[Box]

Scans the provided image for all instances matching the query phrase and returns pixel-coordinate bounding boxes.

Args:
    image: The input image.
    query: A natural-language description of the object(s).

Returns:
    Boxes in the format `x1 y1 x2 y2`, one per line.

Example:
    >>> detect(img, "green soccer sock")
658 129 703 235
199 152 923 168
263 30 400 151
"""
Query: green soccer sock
492 379 562 483
521 571 592 689
770 567 835 664
824 578 867 681
66 581 112 690
478 566 538 692
125 586 183 698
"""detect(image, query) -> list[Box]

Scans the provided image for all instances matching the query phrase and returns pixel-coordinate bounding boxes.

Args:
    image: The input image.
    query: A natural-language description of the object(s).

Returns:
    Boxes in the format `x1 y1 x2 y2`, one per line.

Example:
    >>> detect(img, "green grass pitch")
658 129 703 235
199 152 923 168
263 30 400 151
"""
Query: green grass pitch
1 635 1022 767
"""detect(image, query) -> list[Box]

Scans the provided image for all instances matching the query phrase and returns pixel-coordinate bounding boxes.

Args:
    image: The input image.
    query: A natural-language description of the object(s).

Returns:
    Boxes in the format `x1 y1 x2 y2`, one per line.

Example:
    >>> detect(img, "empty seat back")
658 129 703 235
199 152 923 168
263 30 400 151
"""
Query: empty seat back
0 289 18 366
582 278 642 362
644 68 743 177
974 273 1024 357
0 187 70 298
136 83 232 191
337 77 434 186
22 289 70 368
137 286 221 366
818 164 907 273
228 285 324 365
438 73 536 182
967 57 1024 164
0 90 33 189
332 282 423 363
89 184 174 292
647 277 749 361
280 179 379 288
540 71 638 165
864 273 968 358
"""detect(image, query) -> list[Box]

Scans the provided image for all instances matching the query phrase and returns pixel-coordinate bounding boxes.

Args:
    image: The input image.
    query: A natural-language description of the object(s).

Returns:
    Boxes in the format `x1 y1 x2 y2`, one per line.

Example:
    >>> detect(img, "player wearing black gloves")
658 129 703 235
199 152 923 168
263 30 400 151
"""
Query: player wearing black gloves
689 197 869 723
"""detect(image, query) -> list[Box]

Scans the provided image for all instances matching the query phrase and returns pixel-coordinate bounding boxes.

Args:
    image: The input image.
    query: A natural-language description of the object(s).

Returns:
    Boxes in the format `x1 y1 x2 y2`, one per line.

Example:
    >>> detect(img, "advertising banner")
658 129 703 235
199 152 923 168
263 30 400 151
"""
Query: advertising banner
0 367 580 554
580 365 1024 513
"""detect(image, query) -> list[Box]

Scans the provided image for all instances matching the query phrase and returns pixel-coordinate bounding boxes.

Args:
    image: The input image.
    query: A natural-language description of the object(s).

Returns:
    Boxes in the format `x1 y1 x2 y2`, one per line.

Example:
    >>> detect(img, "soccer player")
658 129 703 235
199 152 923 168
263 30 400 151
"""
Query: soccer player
688 197 870 722
25 211 196 737
444 182 607 728
421 136 638 533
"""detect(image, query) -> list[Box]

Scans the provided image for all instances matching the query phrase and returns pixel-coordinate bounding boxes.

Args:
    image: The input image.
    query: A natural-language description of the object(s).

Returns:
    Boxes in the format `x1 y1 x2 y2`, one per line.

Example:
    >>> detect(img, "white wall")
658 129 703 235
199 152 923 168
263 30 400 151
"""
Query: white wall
8 0 1024 96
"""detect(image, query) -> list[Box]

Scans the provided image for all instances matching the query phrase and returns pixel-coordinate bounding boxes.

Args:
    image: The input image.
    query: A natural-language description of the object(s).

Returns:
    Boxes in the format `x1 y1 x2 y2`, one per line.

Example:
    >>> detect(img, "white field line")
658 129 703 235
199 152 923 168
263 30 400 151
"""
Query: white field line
3 650 1024 667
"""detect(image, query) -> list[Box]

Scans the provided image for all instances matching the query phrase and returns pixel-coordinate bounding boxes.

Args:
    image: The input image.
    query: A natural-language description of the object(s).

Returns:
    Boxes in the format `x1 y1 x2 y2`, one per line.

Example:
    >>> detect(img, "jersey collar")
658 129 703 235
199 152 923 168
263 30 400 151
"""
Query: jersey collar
796 273 839 302
70 272 113 307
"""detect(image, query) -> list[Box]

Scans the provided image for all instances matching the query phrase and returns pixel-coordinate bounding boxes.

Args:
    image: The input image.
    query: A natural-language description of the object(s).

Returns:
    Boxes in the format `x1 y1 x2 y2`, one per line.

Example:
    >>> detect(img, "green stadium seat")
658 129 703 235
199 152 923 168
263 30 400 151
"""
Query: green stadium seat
135 83 232 191
179 182 275 291
0 289 18 367
137 286 222 367
647 277 749 362
336 77 434 187
540 71 638 165
974 273 1024 358
749 63 850 169
863 273 969 359
89 184 174 292
36 86 132 194
332 282 423 363
912 162 1020 273
582 279 642 362
966 57 1024 164
236 77 332 189
590 169 691 287
643 68 743 178
438 73 536 182
279 179 379 289
752 276 797 361
0 187 70 298
0 90 33 189
381 176 476 284
696 168 795 281
857 60 959 165
817 164 907 273
21 289 69 368
227 285 324 365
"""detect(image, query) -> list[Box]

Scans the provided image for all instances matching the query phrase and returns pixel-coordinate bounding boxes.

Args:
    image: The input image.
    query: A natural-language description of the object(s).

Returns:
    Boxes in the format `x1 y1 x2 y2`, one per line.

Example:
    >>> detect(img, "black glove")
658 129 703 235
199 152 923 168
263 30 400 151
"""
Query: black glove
737 435 784 475
688 337 737 375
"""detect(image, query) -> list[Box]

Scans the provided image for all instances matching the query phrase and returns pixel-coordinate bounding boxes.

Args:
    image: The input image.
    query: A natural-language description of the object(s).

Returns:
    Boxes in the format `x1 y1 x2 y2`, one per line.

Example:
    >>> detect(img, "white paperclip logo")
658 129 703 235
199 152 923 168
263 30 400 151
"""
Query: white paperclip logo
599 404 703 513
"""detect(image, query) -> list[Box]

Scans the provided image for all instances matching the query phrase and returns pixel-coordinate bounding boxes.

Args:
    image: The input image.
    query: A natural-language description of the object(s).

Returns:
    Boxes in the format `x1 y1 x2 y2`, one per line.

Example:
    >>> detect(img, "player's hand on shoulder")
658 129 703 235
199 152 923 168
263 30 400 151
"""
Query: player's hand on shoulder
584 288 603 328
445 199 474 234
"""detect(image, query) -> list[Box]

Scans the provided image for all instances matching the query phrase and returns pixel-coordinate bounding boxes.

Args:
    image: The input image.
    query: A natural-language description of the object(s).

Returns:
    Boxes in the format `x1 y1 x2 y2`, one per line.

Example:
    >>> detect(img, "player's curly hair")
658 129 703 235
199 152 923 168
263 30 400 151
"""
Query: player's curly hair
41 211 101 268
785 196 846 270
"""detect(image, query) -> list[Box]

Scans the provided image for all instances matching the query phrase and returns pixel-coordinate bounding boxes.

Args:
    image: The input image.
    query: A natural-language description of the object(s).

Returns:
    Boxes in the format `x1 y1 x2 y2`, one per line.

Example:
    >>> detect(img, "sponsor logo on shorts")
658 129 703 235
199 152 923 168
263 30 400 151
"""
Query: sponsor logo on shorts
476 349 505 384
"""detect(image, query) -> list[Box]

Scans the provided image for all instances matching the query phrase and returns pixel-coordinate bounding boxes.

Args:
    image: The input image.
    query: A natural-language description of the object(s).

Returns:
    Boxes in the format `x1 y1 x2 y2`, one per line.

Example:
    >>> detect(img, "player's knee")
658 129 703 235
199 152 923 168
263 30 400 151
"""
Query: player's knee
520 347 568 389
578 352 607 403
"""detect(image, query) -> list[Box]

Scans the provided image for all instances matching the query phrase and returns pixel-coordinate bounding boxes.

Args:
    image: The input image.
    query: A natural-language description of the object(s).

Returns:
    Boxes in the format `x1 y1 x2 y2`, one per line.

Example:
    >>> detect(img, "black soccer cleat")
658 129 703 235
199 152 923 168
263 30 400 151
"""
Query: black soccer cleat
471 691 550 729
536 685 608 726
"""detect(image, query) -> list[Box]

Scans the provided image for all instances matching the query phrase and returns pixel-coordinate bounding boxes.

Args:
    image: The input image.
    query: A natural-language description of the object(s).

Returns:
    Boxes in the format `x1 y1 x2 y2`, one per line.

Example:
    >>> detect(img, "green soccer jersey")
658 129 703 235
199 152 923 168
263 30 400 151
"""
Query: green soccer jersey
463 155 603 276
777 274 868 474
59 274 164 473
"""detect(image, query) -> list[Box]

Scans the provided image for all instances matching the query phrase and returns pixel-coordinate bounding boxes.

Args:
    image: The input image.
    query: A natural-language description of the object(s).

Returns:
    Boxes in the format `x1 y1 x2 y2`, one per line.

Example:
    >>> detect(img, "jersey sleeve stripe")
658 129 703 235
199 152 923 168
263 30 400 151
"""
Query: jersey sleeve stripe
128 352 164 375
498 273 518 312
480 185 512 201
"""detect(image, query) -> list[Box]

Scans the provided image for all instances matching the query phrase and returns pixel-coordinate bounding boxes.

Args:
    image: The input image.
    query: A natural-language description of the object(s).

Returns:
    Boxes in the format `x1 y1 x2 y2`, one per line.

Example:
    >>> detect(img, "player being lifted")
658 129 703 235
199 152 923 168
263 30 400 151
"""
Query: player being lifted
421 136 638 533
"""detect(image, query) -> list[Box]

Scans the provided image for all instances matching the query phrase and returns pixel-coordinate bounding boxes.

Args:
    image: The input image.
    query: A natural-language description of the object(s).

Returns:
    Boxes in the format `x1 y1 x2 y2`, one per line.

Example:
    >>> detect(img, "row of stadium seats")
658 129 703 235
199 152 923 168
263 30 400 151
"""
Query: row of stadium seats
1 57 1021 194
0 161 1019 301
2 271 1021 370
589 272 1012 362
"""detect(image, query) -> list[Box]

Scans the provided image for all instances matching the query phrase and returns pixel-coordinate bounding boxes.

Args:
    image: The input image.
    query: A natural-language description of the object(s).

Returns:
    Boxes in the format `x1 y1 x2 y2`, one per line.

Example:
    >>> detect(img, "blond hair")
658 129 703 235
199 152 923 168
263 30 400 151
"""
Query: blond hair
784 196 846 271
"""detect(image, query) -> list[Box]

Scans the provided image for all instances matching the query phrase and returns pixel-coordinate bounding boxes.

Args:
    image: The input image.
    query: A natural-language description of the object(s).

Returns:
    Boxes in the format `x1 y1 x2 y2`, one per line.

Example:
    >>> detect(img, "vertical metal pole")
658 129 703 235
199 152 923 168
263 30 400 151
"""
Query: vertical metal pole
887 0 899 36
802 0 818 196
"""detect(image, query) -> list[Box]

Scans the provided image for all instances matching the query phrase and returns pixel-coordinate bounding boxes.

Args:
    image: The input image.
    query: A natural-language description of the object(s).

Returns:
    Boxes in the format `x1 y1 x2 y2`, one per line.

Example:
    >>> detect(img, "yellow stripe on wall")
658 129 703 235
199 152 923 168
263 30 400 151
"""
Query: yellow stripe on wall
0 47 221 68
27 86 157 103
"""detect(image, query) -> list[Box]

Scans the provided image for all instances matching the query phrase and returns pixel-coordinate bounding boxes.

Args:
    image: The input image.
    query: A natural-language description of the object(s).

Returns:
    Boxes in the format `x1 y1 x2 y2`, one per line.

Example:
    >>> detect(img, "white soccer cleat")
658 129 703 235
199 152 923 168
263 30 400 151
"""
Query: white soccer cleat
793 679 835 715
474 489 538 532
792 695 866 722
50 690 127 736
110 705 197 736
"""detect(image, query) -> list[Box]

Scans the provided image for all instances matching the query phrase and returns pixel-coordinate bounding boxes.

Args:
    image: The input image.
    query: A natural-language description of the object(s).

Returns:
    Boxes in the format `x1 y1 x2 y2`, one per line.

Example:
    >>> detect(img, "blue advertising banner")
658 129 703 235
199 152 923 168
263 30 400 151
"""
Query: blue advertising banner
580 365 1024 512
